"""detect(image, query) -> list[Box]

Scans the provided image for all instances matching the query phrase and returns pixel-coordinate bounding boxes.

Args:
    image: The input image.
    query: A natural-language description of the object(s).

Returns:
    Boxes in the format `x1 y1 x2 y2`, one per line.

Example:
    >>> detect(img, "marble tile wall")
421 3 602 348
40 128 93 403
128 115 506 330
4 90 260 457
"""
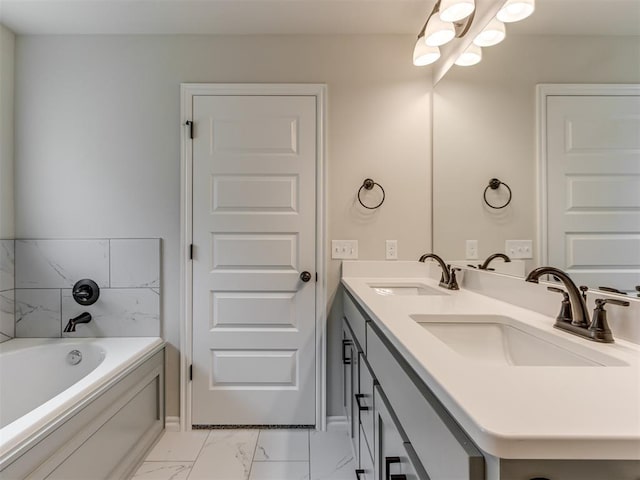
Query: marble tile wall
0 239 15 343
13 238 160 338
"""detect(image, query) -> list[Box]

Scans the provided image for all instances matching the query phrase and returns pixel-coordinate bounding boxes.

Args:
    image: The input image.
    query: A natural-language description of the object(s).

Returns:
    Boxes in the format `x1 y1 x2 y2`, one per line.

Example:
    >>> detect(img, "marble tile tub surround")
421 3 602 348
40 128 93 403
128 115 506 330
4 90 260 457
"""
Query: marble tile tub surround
0 239 15 343
14 238 160 338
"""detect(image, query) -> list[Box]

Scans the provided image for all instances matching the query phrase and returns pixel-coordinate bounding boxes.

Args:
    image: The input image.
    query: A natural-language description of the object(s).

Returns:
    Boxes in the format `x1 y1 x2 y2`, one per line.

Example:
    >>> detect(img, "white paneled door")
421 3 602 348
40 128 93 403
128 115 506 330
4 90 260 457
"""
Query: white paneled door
191 95 317 425
546 94 640 290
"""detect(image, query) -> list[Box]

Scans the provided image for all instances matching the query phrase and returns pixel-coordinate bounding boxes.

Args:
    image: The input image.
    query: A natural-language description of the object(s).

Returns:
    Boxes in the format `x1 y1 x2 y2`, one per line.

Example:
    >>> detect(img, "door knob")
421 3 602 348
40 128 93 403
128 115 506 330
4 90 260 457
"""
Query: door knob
300 271 312 282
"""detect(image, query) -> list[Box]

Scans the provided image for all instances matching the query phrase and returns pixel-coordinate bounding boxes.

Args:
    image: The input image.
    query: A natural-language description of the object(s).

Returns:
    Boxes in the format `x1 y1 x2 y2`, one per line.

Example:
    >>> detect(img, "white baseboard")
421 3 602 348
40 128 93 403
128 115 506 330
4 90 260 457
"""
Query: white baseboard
165 416 180 432
326 416 348 432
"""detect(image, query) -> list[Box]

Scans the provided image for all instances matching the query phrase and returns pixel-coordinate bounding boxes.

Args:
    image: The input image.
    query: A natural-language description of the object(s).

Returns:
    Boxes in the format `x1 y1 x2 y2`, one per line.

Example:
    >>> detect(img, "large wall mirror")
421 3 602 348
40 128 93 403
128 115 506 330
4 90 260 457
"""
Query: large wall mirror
433 0 640 296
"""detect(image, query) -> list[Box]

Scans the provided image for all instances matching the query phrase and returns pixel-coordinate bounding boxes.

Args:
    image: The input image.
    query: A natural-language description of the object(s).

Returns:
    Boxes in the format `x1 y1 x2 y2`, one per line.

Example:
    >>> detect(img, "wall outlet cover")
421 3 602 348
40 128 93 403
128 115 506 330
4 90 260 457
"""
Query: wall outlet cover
385 240 398 260
465 240 478 260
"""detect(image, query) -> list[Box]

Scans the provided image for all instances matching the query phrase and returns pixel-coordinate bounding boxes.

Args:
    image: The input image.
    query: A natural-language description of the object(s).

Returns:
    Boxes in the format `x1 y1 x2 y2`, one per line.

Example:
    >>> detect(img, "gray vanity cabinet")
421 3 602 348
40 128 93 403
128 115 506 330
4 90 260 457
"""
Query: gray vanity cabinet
343 289 484 480
342 320 359 458
374 385 425 480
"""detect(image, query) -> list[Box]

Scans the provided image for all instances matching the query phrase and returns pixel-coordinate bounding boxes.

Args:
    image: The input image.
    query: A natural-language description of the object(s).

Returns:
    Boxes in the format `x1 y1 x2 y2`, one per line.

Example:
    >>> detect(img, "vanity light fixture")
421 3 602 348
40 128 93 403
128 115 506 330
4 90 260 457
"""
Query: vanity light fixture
473 17 506 47
439 0 475 22
424 14 456 46
496 0 535 23
455 43 482 66
412 0 533 68
413 36 441 66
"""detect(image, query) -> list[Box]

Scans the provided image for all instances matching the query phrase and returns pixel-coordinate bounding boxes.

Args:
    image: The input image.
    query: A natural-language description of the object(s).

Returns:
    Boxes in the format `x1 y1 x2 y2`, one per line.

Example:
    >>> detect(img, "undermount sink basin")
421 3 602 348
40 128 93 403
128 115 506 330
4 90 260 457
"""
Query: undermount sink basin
369 283 447 296
410 314 626 367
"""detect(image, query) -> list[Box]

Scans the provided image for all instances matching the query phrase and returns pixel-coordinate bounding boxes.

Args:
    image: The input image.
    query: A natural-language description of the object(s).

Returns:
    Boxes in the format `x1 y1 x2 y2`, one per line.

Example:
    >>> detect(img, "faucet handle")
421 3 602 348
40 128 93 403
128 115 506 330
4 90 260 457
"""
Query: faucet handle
595 298 630 308
589 298 629 343
547 286 572 323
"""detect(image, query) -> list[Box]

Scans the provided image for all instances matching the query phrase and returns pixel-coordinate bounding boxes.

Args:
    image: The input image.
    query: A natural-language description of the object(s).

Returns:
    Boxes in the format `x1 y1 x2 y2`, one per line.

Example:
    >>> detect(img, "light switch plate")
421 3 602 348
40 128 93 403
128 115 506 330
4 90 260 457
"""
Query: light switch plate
332 240 358 259
505 240 533 259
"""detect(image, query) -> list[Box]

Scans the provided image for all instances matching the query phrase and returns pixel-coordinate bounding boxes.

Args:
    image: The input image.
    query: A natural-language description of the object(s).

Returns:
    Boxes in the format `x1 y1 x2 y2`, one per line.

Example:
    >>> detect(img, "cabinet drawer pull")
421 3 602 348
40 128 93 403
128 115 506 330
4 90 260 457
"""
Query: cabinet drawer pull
355 469 365 479
390 476 407 480
342 339 352 365
355 393 370 411
385 456 401 480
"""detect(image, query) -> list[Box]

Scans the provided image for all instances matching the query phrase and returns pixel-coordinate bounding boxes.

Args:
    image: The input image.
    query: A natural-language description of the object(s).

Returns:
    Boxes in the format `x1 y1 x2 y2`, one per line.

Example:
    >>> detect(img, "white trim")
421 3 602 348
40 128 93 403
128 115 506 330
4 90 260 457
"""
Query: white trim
325 416 348 432
179 83 328 431
164 416 180 432
535 83 640 268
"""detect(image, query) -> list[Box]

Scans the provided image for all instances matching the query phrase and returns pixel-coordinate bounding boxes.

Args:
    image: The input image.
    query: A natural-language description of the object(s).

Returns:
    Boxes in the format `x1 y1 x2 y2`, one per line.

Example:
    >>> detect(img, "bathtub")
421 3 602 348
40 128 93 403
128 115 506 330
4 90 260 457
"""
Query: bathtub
0 337 164 479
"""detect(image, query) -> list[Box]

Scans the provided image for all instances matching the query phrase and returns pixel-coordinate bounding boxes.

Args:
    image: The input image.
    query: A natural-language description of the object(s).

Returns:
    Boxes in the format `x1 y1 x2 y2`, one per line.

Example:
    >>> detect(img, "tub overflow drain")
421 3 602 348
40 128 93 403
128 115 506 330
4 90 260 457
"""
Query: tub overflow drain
67 350 82 366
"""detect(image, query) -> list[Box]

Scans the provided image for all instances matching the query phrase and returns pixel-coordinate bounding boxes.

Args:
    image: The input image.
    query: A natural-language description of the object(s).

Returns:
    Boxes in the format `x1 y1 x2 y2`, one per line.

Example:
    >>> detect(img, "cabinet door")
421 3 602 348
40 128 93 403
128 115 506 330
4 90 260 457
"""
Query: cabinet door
374 386 426 480
343 319 360 463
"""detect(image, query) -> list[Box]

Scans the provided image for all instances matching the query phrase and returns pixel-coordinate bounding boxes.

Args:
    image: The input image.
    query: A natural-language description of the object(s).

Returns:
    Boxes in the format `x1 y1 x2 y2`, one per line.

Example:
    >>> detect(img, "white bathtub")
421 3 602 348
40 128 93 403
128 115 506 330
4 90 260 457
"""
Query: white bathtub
0 337 164 478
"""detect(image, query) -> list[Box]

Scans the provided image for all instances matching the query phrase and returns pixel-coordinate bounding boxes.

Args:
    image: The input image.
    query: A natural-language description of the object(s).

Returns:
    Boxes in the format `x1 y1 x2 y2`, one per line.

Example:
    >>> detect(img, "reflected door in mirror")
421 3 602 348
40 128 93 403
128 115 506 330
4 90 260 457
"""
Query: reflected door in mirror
545 92 640 292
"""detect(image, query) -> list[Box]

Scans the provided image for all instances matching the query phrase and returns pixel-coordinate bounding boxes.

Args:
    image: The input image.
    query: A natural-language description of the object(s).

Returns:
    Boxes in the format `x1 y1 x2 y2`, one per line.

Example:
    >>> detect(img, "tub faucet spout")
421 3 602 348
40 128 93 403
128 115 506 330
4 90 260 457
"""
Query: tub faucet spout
64 312 92 333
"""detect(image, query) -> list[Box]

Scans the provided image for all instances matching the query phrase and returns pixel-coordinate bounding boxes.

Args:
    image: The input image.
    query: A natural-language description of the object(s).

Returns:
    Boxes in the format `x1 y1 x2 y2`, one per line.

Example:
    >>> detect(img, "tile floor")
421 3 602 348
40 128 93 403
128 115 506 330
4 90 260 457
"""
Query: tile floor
132 427 355 480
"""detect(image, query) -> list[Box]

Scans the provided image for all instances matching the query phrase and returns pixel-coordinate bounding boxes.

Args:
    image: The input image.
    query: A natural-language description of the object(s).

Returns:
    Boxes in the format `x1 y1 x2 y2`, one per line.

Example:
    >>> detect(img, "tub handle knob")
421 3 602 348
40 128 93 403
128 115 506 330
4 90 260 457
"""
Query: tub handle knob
72 279 100 306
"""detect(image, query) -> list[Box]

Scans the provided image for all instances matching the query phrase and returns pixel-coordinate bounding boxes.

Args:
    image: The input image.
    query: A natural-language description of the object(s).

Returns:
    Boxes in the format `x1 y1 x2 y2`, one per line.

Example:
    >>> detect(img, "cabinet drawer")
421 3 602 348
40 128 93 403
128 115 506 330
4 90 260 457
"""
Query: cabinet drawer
358 354 375 461
374 385 425 480
357 424 375 480
343 289 368 353
367 323 484 480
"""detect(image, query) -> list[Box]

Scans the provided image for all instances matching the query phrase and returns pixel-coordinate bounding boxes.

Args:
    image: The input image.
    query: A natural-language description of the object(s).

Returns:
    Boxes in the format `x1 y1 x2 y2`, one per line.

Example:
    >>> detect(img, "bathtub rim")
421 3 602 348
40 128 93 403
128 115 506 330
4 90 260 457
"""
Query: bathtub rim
0 337 164 466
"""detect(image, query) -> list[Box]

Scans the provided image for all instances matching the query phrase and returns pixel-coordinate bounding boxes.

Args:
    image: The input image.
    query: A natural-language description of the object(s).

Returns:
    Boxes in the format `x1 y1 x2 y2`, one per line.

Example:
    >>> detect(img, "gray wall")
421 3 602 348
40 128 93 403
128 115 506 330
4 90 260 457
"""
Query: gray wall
0 24 14 239
14 35 432 418
433 34 640 267
0 25 15 344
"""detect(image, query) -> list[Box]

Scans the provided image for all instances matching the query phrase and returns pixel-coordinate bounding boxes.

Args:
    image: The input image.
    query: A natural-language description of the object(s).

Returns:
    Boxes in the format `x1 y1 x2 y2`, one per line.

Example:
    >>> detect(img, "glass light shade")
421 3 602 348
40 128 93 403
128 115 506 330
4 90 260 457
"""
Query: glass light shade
473 18 506 47
413 38 441 66
439 0 475 22
424 14 455 47
496 0 535 23
455 43 482 66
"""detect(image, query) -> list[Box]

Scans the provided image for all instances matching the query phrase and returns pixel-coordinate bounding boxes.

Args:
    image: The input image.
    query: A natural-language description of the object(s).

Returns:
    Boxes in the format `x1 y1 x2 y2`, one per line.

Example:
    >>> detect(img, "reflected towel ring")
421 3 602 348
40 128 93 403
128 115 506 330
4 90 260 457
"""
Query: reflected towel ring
483 178 512 209
358 178 385 209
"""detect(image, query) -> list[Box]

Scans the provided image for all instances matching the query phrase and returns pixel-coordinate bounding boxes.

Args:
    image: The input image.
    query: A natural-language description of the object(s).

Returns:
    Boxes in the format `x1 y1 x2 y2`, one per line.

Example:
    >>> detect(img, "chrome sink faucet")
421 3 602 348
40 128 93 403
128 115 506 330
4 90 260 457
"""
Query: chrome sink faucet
525 266 629 343
418 253 460 290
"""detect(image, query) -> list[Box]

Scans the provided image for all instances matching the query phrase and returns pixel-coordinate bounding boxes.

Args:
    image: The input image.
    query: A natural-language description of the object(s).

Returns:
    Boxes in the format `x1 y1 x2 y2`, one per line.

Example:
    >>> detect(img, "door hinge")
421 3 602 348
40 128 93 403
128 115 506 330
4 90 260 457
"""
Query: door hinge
185 120 193 139
189 364 193 381
189 244 193 260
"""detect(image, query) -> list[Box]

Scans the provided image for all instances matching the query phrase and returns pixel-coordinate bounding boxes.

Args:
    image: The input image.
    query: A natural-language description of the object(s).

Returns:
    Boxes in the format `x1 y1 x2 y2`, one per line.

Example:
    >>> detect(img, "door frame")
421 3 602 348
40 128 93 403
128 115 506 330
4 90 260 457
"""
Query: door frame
535 83 640 267
179 83 328 431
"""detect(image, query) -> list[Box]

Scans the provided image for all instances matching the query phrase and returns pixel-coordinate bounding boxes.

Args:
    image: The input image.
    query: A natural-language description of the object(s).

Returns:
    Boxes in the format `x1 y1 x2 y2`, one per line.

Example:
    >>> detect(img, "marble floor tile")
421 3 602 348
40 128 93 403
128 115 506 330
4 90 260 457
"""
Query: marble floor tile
254 429 309 462
309 430 356 480
131 462 192 480
145 431 209 462
249 461 310 480
188 430 258 480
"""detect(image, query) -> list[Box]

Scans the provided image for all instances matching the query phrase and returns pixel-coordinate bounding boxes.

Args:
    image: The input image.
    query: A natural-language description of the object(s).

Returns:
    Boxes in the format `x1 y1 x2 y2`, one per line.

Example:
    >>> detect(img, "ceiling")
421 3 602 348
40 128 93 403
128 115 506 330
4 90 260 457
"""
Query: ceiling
0 0 638 36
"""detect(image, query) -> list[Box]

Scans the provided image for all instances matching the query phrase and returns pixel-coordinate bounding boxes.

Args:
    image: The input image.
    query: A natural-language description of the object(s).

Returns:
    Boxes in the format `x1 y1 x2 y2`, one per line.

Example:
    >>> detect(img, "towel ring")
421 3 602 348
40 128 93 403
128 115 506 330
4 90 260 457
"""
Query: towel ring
483 178 512 209
358 178 385 209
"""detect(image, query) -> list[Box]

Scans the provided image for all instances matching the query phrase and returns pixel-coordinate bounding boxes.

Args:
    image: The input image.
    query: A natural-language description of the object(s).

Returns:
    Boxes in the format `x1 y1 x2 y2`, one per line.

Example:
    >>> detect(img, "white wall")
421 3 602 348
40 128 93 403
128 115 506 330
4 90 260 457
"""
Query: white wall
14 34 432 418
433 35 640 269
0 24 14 239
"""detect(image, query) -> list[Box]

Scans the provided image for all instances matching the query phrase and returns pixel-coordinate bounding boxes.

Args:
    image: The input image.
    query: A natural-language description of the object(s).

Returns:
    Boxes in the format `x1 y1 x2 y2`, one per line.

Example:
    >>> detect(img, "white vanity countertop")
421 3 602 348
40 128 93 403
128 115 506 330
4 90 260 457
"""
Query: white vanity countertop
341 261 640 460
